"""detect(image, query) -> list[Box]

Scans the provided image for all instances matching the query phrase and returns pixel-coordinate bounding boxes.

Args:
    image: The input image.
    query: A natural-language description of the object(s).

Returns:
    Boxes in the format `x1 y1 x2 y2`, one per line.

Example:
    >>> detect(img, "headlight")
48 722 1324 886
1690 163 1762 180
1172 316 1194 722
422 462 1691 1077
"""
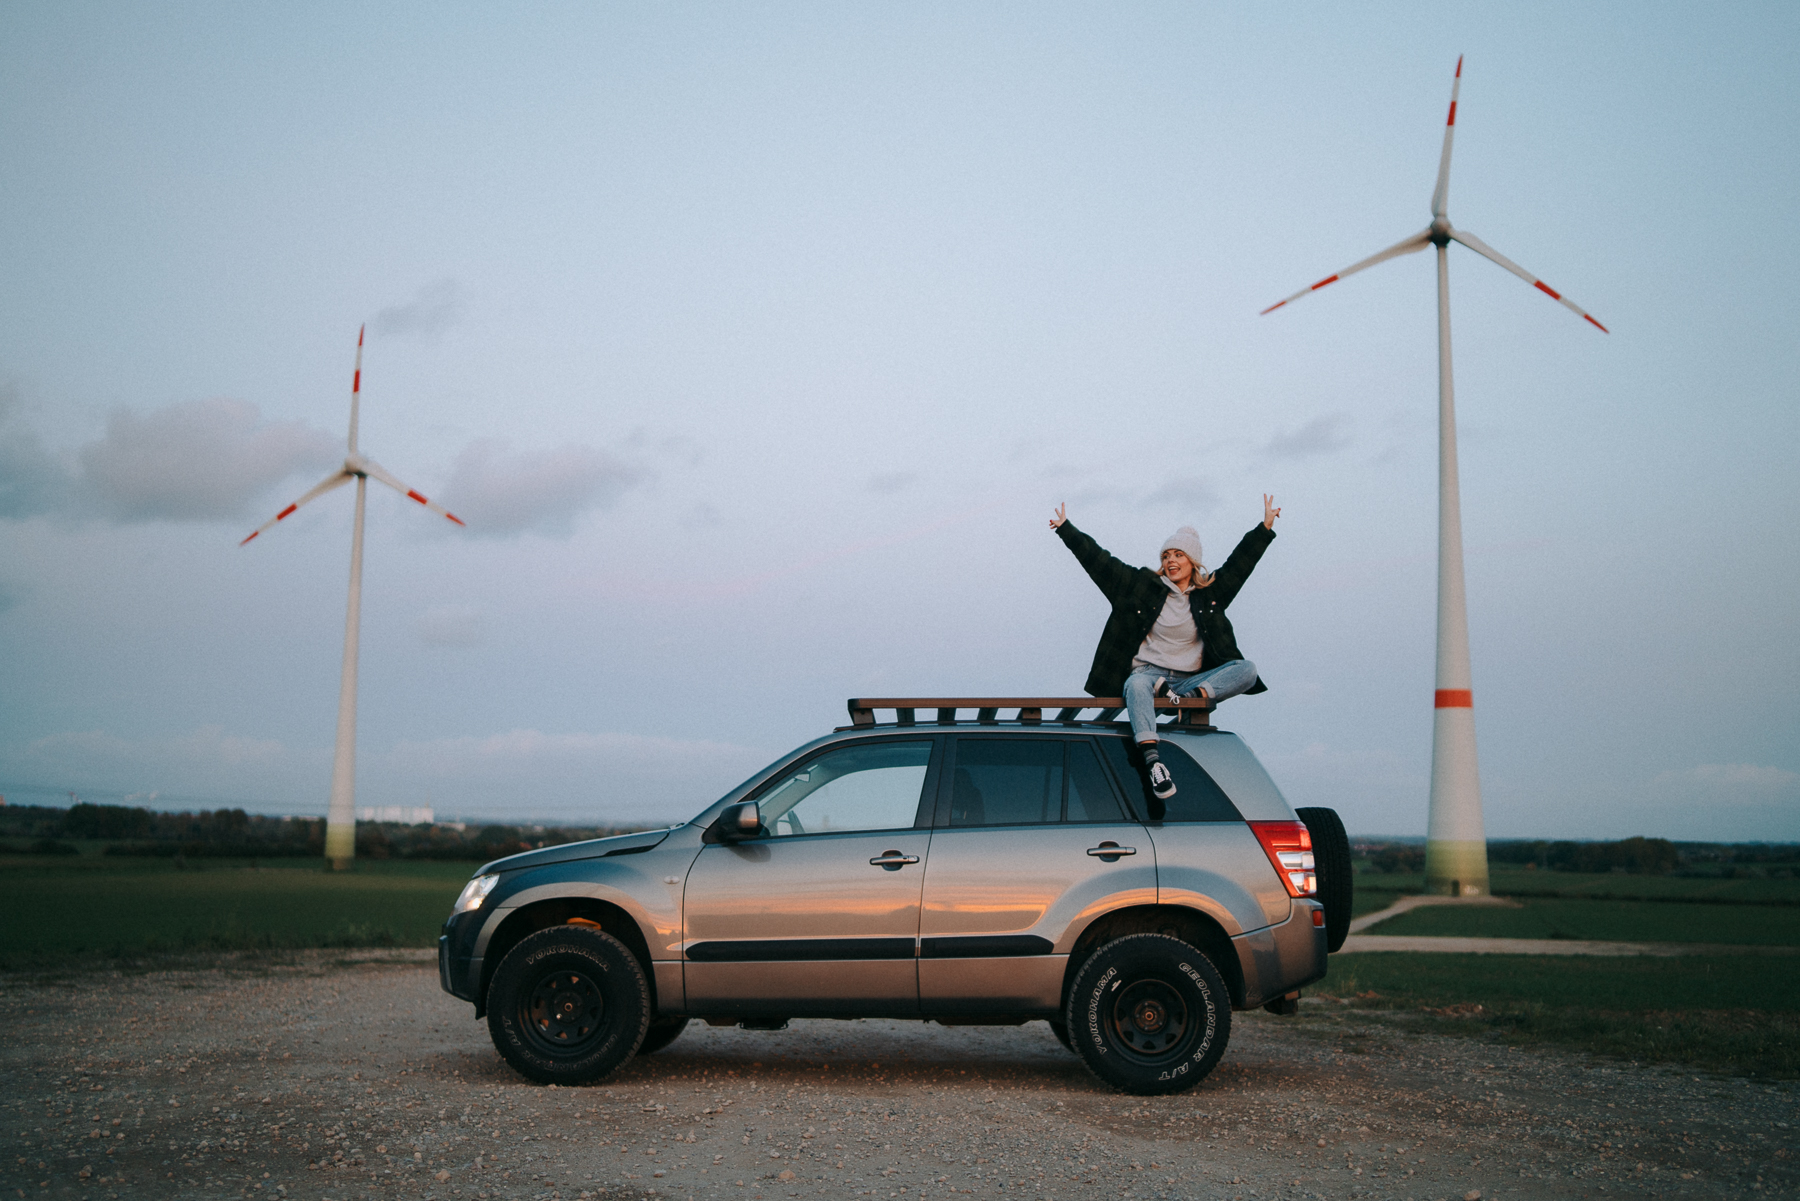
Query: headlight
453 874 500 914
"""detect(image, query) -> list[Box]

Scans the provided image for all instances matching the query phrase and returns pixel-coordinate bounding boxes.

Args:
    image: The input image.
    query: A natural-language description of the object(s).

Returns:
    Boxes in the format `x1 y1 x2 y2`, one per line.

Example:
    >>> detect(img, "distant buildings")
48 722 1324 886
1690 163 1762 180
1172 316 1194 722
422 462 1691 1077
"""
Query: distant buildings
355 805 435 825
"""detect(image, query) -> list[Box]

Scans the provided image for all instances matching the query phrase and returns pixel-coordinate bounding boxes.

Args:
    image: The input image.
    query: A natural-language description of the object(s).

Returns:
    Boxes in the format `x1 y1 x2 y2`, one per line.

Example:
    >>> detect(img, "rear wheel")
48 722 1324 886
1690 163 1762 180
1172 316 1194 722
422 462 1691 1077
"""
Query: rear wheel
486 927 649 1084
1296 806 1353 952
1065 933 1230 1095
638 1016 690 1055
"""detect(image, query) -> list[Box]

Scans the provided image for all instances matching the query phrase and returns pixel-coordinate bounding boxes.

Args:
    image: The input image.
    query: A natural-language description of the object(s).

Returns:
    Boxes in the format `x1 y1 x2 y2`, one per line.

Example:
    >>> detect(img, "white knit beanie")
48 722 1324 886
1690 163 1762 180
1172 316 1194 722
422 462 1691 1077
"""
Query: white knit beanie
1160 526 1204 571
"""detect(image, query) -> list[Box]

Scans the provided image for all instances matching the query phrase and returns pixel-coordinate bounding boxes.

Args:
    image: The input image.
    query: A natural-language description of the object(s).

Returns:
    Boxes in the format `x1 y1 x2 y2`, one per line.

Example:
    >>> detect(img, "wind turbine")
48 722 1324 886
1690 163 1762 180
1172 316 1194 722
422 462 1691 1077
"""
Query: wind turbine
241 327 466 870
1261 58 1606 897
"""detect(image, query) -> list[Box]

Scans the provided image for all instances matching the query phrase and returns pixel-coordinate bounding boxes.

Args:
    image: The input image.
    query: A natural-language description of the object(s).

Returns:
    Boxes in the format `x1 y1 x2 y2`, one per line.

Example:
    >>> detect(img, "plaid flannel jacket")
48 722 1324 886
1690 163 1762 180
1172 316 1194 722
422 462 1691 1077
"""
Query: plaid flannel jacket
1056 519 1276 698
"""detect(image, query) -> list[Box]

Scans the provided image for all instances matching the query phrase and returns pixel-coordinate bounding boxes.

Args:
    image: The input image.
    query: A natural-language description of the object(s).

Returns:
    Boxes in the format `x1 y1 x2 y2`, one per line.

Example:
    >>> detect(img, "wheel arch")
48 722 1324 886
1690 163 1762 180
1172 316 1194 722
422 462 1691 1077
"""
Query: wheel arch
476 897 653 1019
1061 903 1246 1012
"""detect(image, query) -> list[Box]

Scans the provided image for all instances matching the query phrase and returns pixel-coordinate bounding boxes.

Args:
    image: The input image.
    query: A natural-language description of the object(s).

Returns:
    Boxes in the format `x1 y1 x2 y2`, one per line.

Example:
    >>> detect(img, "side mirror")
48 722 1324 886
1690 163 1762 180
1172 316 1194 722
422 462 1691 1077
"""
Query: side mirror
716 801 763 842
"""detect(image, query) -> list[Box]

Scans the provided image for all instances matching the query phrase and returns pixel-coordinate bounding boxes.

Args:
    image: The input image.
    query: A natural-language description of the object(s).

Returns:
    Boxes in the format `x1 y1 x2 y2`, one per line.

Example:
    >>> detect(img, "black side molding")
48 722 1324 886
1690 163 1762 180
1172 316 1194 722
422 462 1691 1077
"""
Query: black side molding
920 935 1055 959
686 938 914 962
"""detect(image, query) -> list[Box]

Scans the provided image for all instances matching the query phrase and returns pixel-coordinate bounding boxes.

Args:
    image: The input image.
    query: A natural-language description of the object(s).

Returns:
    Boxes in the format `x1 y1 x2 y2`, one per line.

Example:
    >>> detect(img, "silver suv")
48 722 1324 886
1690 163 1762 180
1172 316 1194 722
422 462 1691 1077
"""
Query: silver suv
437 697 1351 1096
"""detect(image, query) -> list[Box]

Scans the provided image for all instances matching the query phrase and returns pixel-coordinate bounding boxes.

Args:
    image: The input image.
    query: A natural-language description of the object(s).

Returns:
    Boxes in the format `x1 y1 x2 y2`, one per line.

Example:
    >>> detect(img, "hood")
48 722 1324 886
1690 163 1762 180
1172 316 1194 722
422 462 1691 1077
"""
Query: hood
476 826 678 876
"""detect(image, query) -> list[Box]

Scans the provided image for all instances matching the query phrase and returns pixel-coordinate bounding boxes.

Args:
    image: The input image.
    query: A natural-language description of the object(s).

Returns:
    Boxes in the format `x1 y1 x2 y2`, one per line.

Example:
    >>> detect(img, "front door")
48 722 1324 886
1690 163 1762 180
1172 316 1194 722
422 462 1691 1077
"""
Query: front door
917 735 1153 1013
682 737 939 1014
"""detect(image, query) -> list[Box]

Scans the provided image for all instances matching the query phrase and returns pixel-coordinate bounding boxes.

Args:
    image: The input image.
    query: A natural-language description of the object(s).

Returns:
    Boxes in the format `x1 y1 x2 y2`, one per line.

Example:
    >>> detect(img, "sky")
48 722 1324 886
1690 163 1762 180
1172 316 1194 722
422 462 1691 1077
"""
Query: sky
1 2 1796 841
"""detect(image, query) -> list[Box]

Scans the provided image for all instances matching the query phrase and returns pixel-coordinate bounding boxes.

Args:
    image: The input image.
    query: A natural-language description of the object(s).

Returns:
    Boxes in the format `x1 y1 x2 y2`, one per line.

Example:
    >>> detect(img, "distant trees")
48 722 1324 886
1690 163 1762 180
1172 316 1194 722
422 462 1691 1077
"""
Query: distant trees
0 801 651 860
1489 836 1679 875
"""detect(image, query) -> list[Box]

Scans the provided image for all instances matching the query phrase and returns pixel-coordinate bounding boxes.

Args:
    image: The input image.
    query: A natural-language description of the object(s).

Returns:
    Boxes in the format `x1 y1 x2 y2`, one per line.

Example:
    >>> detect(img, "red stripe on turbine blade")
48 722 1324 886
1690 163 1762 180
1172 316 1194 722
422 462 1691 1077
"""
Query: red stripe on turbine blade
1447 101 1457 126
1311 275 1339 291
1260 300 1287 315
240 531 259 546
1585 314 1609 333
406 490 428 505
358 325 365 346
276 504 297 521
1455 55 1463 79
1435 689 1473 708
1534 280 1563 300
445 513 466 526
353 369 361 393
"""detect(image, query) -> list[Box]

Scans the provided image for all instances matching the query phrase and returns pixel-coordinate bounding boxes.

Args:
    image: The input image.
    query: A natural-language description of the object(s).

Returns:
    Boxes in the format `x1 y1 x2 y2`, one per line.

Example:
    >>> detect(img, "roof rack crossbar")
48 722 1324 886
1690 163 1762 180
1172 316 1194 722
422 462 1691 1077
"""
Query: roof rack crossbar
845 697 1211 730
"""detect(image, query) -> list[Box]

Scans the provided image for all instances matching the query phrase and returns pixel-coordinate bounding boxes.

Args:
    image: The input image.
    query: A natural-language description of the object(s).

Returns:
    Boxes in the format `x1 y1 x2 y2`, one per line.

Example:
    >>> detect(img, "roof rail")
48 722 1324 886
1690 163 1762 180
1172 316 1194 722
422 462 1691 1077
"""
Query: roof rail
844 696 1212 730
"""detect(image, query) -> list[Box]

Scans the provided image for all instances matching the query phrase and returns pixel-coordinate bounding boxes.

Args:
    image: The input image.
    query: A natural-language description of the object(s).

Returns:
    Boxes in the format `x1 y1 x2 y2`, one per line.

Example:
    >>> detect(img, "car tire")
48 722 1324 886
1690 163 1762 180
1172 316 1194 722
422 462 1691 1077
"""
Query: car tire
486 926 650 1085
1047 1019 1074 1053
1065 933 1231 1095
1296 806 1353 952
637 1016 690 1055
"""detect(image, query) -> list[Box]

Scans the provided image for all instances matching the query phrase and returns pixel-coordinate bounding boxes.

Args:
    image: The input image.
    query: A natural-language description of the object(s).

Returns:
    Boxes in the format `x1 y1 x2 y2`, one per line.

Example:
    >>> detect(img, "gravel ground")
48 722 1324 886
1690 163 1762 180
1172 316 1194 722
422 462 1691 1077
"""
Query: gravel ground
2 952 1793 1201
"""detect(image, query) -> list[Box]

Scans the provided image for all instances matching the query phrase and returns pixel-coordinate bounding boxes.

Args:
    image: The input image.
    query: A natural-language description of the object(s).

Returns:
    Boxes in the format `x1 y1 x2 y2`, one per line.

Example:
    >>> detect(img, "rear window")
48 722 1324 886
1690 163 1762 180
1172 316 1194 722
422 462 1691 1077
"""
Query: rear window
1097 736 1242 823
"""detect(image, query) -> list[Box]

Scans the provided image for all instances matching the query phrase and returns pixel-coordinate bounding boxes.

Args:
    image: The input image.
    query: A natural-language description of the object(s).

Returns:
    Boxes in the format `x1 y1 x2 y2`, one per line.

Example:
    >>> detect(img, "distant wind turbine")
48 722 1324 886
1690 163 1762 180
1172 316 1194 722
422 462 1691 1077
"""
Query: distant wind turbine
241 327 466 870
1261 57 1606 897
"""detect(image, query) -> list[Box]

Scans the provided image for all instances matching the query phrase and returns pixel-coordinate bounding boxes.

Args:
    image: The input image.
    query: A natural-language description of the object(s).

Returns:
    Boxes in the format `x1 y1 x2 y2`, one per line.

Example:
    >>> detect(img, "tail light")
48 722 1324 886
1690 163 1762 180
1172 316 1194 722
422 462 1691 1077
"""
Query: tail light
1248 820 1316 898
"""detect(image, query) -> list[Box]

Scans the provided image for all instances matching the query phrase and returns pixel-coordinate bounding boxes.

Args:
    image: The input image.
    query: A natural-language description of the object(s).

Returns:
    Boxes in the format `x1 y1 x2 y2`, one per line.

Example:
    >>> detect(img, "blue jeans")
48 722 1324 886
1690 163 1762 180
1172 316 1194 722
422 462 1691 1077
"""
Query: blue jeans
1124 660 1259 743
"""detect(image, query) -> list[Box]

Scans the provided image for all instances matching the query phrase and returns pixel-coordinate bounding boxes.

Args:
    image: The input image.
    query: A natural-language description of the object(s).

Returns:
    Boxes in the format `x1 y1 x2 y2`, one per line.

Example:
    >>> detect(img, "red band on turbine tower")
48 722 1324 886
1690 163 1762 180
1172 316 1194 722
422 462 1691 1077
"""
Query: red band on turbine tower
1435 689 1473 708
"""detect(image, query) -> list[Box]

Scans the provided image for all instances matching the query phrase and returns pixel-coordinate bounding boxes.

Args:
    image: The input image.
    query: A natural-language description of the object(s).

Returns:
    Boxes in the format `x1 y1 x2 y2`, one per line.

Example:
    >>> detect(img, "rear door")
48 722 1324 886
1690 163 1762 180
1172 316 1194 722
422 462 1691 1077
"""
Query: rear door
682 737 939 1014
1097 734 1286 932
916 735 1153 1013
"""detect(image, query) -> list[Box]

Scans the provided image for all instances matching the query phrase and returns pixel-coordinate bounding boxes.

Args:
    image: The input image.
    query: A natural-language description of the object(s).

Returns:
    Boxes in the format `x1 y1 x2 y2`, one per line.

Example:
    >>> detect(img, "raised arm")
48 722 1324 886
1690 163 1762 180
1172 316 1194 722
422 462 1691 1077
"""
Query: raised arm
1208 497 1280 608
1051 507 1137 602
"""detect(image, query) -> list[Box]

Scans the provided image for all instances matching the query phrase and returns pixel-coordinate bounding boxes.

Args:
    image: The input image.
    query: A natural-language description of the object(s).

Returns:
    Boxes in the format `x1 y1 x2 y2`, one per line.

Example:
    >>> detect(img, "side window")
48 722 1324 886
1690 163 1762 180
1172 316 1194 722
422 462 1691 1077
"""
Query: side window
1098 736 1242 822
1066 739 1127 823
947 739 1064 827
755 741 933 837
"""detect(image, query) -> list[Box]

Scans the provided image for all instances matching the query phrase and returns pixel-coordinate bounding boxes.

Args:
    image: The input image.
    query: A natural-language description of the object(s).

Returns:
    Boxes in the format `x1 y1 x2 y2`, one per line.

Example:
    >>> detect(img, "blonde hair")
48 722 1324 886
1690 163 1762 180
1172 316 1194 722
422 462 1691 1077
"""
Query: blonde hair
1159 550 1215 589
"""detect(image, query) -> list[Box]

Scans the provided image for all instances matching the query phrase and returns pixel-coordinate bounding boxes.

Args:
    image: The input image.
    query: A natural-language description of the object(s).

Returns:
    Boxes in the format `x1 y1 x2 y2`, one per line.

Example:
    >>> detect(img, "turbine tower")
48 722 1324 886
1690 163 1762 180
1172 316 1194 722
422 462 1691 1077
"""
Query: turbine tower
1261 58 1606 896
241 327 466 870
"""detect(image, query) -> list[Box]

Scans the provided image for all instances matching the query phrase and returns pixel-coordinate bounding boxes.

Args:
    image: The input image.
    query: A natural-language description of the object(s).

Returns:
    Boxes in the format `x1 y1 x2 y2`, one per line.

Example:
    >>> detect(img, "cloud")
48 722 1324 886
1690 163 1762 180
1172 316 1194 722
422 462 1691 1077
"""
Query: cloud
380 728 771 821
76 399 339 522
417 604 485 647
868 471 917 494
0 725 308 808
441 438 647 537
370 278 464 341
1141 476 1221 514
1263 414 1352 459
1653 762 1800 806
0 382 71 518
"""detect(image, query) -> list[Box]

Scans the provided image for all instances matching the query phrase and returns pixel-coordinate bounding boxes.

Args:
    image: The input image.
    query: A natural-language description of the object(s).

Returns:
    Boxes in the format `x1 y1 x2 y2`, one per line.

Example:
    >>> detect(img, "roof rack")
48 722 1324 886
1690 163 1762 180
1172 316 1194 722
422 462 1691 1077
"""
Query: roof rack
845 696 1212 730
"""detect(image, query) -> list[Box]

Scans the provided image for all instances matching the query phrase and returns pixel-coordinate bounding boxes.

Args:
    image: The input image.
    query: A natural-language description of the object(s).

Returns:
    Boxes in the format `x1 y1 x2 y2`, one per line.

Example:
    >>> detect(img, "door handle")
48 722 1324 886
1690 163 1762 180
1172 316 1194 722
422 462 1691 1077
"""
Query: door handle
1087 842 1136 860
869 851 920 871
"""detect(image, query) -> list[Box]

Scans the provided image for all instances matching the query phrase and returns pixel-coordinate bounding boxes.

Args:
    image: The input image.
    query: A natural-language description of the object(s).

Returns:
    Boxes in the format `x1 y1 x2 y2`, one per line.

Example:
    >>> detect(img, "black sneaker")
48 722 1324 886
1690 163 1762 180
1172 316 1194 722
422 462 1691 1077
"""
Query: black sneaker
1148 760 1177 800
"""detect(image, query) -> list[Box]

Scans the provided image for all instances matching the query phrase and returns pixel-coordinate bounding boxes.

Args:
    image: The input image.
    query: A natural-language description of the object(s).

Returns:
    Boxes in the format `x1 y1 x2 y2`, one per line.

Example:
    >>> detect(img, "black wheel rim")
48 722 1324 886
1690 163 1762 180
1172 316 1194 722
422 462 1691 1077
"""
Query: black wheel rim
519 969 607 1057
1108 977 1191 1063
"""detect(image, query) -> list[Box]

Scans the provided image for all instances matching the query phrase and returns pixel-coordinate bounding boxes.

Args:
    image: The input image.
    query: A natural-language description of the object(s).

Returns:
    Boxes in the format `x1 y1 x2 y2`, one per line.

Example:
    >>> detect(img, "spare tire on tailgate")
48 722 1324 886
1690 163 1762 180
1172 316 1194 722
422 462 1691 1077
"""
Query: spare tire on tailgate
1295 806 1352 952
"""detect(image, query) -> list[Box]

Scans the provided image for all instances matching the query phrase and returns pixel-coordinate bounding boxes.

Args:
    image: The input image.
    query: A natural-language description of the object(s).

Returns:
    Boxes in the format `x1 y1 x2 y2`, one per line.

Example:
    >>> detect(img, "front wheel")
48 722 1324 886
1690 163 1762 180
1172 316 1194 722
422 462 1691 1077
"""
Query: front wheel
486 927 650 1084
1066 933 1231 1095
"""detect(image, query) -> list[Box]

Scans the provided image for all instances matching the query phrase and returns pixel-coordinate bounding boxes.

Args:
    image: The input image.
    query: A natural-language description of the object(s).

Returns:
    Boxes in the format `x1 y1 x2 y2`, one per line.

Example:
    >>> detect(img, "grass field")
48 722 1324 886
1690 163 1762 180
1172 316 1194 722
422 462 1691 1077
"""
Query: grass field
1310 952 1800 1077
0 852 471 965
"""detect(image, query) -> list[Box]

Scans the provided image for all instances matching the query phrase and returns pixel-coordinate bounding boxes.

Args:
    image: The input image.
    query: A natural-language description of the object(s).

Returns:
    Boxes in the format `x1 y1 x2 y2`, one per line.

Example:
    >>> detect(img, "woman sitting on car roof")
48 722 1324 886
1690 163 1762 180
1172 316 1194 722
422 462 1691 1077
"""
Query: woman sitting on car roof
1050 495 1280 800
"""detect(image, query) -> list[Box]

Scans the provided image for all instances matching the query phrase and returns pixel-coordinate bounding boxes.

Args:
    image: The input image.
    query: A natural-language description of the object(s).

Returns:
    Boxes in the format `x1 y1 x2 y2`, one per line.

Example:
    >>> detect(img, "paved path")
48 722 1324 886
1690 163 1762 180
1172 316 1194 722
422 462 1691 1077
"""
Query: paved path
1346 896 1792 956
1342 934 1798 956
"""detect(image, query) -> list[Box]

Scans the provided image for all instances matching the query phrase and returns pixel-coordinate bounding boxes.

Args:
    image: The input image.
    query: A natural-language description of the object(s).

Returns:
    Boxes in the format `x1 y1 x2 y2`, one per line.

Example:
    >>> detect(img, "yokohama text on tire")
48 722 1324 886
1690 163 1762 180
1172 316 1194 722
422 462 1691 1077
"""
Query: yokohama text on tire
1065 932 1231 1095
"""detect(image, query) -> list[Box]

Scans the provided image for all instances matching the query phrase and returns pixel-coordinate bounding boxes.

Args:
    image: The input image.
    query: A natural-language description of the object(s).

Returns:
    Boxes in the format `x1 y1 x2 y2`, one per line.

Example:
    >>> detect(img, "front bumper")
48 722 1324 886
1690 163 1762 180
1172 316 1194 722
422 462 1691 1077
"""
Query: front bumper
438 915 484 1003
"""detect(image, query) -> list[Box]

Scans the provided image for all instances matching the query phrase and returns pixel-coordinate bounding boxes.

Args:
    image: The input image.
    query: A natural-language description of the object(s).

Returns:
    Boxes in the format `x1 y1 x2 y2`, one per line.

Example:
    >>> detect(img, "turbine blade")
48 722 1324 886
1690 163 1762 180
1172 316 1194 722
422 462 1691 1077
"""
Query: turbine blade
239 470 353 545
1430 55 1463 219
359 457 467 527
1450 229 1609 332
1260 229 1433 315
